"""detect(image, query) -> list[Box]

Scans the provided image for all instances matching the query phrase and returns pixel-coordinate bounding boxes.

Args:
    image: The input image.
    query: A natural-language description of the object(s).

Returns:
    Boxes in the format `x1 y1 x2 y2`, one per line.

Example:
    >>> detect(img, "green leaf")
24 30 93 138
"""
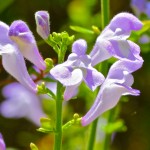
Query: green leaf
0 0 14 13
70 25 94 34
102 119 127 134
44 58 54 73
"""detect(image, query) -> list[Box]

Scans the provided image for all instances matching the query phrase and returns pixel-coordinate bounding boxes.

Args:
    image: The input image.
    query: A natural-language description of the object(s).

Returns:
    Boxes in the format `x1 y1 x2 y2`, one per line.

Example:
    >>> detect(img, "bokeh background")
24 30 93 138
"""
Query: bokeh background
0 0 150 150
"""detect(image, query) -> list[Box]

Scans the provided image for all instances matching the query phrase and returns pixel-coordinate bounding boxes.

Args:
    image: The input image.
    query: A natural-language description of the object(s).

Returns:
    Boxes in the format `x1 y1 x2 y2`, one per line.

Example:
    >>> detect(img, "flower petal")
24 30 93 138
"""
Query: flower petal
104 12 143 36
64 85 78 101
50 65 83 86
0 82 45 126
90 40 112 66
107 59 143 80
0 133 6 150
1 44 37 92
72 39 87 55
0 21 13 46
35 11 50 39
84 68 105 90
8 20 46 70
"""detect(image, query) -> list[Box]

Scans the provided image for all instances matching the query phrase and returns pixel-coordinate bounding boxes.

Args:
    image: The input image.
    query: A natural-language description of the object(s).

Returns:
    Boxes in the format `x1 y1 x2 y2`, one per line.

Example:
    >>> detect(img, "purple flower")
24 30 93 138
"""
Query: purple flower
0 21 36 92
8 20 46 70
131 0 150 18
0 133 6 150
90 12 143 66
35 11 50 39
50 39 105 100
0 82 46 126
81 59 143 126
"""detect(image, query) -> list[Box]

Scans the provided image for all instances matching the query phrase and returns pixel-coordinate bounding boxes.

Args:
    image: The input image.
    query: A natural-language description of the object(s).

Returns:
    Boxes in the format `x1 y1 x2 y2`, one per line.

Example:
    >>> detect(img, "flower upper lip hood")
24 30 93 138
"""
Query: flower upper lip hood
8 20 46 70
105 12 143 33
8 20 31 37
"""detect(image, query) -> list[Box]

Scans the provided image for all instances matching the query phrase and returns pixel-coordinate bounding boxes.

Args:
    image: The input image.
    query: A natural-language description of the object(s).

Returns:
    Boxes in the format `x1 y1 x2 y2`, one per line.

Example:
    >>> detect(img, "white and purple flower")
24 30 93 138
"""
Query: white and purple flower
90 12 143 66
81 12 144 126
50 39 105 100
81 58 143 126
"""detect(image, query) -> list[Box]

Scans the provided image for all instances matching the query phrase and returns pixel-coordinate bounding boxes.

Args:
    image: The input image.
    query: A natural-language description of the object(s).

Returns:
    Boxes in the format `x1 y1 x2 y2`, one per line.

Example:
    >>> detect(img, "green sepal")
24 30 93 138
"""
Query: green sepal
62 113 81 131
30 143 39 150
37 117 55 133
44 58 54 73
37 82 56 99
46 31 75 55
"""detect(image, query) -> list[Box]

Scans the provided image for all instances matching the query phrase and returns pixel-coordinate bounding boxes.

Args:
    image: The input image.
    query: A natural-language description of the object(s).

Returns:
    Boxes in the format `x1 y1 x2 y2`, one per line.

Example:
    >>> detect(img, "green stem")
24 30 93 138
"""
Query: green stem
101 1 115 150
101 0 110 28
86 0 110 149
87 118 98 150
86 1 110 150
54 53 63 150
102 108 116 150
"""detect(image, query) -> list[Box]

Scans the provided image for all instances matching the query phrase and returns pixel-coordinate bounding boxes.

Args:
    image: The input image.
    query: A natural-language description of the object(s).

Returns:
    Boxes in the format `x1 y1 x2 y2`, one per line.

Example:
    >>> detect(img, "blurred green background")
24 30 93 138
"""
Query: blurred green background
0 0 150 150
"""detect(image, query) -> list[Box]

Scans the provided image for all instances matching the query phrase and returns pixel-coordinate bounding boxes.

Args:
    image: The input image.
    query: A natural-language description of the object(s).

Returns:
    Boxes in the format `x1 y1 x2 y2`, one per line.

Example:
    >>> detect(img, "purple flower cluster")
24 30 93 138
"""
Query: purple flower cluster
0 11 143 127
50 12 143 126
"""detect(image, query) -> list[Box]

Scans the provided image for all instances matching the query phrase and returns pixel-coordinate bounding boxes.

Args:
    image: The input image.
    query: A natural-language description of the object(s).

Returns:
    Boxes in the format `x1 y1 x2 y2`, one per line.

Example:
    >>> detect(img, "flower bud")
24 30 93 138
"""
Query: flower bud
35 11 50 39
